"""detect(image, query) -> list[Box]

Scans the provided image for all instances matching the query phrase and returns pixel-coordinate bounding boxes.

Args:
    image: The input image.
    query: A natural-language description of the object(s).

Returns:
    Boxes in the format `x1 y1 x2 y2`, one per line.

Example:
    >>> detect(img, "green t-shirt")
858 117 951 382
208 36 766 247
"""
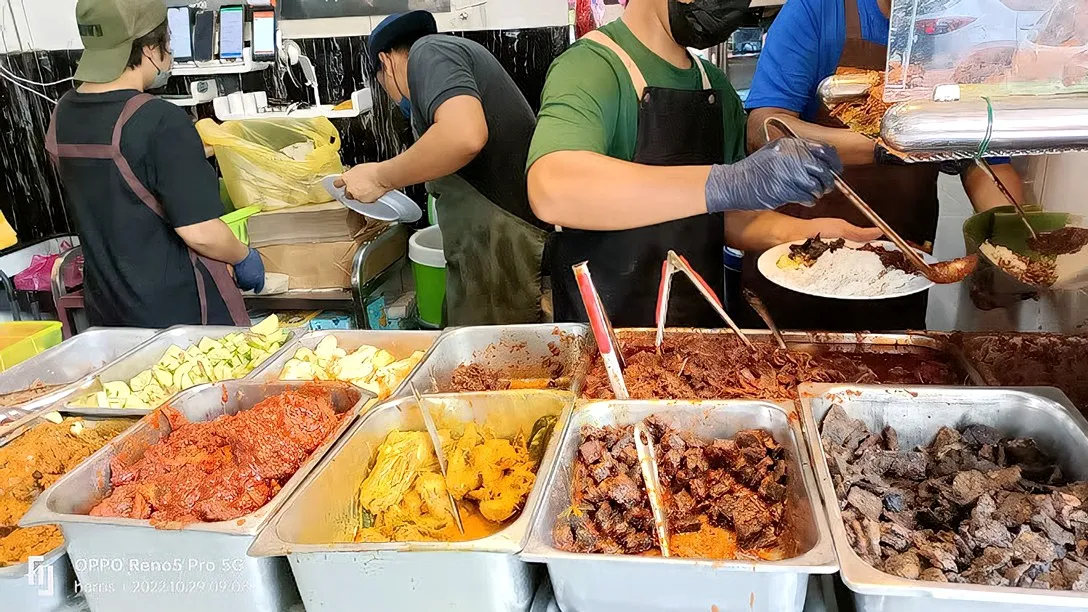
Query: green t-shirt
527 19 747 169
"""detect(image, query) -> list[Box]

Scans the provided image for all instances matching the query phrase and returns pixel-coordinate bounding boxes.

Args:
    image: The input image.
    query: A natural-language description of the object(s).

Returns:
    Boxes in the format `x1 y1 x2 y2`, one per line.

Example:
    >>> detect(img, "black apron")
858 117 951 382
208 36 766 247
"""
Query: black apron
738 0 941 332
548 30 727 328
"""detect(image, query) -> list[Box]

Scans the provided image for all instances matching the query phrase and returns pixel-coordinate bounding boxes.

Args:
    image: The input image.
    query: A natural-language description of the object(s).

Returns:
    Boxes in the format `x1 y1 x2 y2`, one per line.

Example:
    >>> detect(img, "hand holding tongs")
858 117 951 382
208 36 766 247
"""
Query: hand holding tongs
762 116 978 284
634 422 670 557
410 383 465 534
572 262 629 400
655 250 753 352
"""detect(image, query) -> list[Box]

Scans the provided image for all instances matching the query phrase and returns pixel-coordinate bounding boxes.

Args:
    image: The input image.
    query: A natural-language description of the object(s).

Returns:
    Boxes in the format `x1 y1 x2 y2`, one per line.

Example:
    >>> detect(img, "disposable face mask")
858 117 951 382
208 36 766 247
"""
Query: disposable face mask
147 52 173 90
399 97 412 119
668 0 750 49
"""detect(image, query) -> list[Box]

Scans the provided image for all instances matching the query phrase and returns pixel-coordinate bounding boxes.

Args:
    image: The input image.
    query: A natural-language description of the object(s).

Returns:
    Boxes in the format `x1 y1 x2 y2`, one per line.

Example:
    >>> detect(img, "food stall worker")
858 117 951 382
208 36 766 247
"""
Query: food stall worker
338 11 549 326
743 0 1026 331
47 0 263 328
526 0 881 327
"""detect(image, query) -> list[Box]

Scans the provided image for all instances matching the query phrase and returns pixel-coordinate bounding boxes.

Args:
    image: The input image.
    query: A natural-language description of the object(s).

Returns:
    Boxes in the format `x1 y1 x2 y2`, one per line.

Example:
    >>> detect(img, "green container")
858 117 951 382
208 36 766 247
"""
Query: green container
409 225 446 327
220 205 262 245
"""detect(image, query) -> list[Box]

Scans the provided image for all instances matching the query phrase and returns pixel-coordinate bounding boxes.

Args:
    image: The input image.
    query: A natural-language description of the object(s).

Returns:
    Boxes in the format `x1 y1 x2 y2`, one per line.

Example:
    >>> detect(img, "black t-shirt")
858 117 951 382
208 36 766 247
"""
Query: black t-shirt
408 35 547 230
53 90 231 327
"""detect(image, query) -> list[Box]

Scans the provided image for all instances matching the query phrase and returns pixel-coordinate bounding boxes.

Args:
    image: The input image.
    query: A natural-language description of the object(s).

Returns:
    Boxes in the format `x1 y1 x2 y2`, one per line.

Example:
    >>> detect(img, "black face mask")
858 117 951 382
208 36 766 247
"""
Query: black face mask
668 0 751 50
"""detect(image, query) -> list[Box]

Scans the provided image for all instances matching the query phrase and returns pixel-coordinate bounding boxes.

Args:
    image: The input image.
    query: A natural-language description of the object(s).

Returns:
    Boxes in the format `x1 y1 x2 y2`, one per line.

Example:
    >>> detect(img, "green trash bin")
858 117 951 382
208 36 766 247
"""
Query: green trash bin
409 225 446 327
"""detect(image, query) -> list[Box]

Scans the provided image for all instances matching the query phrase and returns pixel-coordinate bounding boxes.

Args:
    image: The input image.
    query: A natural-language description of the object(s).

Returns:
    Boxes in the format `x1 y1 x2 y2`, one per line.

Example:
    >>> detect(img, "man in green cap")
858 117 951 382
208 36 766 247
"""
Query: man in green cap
47 0 264 328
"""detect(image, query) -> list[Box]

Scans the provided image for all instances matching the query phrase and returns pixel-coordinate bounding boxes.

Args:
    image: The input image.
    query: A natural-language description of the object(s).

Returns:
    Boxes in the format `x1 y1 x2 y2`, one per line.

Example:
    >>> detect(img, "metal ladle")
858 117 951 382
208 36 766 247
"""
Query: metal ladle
762 116 978 284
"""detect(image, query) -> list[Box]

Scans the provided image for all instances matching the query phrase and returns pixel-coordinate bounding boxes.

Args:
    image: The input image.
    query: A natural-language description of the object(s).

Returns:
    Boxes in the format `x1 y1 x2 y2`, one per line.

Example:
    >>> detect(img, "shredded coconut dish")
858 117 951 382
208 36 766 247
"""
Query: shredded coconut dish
766 237 928 298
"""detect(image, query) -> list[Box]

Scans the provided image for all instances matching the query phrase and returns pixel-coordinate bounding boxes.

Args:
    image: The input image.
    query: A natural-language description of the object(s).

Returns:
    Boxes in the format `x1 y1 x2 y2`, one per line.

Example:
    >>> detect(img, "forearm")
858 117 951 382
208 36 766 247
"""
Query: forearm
176 220 249 264
528 151 709 230
375 125 479 190
747 108 876 166
724 211 810 252
962 162 1025 213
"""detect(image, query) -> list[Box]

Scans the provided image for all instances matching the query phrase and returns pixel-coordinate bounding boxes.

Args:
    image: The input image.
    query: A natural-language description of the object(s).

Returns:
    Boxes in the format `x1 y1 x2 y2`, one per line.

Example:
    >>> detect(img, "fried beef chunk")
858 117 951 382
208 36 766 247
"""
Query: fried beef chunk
556 417 791 557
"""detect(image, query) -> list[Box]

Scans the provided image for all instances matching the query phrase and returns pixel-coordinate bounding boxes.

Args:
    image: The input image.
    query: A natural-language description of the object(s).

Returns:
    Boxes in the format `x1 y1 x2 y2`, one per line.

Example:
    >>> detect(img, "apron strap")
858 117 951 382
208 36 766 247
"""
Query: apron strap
688 50 711 90
582 30 650 99
48 92 250 327
844 0 863 41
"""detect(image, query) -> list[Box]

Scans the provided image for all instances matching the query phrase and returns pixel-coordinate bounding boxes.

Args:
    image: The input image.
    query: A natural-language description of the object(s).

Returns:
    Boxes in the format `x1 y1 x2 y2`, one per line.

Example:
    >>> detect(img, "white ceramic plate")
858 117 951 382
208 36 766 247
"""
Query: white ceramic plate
321 175 423 223
757 239 936 300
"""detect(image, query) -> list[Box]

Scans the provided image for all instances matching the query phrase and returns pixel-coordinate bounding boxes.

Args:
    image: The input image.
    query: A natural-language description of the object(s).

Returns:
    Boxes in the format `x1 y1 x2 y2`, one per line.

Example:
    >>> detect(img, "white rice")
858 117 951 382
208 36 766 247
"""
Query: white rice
773 248 919 297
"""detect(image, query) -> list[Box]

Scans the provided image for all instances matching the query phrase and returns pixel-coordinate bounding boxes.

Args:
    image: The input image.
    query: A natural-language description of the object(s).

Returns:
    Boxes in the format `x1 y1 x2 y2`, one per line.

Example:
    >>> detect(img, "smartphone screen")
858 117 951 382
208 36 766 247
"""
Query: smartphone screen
167 7 193 62
251 10 276 60
193 10 216 62
218 6 244 61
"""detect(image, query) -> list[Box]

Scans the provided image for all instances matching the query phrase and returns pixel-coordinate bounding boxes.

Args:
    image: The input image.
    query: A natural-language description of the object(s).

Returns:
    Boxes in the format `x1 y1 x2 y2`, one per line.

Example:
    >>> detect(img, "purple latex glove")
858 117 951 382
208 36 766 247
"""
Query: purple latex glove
705 138 842 213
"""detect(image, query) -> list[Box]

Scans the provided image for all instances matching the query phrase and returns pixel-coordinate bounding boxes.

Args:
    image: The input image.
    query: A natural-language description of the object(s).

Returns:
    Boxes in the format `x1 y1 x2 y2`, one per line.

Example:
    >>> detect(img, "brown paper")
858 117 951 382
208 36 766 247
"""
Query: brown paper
257 240 362 290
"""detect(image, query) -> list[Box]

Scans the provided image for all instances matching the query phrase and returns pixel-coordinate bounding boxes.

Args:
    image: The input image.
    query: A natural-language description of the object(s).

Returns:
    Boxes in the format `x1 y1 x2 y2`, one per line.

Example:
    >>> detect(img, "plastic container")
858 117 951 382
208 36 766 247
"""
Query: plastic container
885 0 1088 102
409 225 446 327
0 321 63 372
220 205 262 245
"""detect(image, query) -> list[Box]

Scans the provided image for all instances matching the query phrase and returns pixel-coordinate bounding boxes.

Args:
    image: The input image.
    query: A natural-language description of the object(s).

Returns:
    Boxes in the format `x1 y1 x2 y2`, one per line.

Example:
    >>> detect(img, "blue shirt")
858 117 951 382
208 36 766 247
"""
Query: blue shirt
746 0 888 120
746 0 1010 166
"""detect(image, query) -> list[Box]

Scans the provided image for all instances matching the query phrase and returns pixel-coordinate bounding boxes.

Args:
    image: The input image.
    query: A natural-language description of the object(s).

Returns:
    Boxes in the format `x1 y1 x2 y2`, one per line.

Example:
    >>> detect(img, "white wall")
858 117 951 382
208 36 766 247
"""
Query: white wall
1 0 568 51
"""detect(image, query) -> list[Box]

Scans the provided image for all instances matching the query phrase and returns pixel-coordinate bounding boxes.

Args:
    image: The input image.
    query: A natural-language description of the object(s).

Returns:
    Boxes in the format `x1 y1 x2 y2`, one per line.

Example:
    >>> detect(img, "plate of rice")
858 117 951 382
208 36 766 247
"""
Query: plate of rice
758 237 936 300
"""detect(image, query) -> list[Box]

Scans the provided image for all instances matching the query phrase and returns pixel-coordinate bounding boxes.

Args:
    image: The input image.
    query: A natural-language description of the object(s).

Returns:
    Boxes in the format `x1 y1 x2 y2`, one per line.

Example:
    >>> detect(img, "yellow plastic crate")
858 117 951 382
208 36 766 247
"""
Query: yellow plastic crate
0 321 63 372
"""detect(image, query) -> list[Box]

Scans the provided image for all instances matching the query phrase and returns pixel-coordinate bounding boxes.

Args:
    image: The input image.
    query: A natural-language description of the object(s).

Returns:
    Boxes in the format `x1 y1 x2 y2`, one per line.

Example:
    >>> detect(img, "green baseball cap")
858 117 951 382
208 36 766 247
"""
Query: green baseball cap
74 0 167 83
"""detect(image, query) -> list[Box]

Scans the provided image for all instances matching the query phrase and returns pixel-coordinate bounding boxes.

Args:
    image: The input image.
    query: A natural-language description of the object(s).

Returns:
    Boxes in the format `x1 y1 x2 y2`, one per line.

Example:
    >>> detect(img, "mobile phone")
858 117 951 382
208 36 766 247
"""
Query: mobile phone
193 10 216 62
167 6 193 63
218 6 245 61
251 9 277 61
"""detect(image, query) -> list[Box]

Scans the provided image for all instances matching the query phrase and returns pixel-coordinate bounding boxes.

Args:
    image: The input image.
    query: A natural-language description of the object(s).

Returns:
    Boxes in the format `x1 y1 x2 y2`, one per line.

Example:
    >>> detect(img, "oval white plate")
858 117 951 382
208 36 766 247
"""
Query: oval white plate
322 175 423 223
757 239 937 300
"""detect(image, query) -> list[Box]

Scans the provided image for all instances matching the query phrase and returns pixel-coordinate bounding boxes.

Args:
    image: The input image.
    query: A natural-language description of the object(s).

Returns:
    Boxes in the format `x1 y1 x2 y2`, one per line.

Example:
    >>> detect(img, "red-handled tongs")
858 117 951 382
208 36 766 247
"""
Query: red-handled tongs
573 262 629 400
655 250 754 353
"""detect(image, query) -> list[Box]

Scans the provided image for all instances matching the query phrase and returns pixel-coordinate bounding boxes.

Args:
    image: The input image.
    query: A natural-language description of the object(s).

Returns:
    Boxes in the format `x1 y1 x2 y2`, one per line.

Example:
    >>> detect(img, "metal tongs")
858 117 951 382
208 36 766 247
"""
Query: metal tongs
572 262 629 400
633 421 670 557
762 116 978 284
410 383 465 535
655 250 753 352
743 289 787 349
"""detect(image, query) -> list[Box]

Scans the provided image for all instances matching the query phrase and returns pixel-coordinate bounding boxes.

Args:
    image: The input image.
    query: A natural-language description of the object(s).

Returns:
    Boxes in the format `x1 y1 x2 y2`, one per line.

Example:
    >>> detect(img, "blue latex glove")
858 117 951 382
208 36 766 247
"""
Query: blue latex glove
233 248 265 293
705 138 842 213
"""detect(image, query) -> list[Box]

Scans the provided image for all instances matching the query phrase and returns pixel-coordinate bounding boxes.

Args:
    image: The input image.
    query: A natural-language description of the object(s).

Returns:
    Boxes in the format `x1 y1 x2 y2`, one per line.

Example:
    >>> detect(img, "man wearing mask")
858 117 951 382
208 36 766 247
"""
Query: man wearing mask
47 0 263 328
527 0 883 327
744 0 1025 330
338 12 548 326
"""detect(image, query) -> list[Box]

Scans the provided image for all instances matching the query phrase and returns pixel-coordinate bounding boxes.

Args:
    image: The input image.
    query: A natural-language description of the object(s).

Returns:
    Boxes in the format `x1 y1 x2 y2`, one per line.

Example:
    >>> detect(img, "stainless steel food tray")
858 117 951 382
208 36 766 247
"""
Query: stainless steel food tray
55 325 295 418
800 383 1088 612
521 399 838 612
0 410 142 611
881 96 1088 161
245 328 440 400
397 324 590 396
20 380 371 612
0 328 158 426
606 329 984 386
249 389 574 612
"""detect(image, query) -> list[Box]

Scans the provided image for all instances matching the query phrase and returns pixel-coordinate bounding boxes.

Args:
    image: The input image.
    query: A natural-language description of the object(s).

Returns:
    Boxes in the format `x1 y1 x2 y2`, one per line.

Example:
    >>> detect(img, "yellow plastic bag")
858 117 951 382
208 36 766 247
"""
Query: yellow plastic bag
0 211 17 249
196 118 344 211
